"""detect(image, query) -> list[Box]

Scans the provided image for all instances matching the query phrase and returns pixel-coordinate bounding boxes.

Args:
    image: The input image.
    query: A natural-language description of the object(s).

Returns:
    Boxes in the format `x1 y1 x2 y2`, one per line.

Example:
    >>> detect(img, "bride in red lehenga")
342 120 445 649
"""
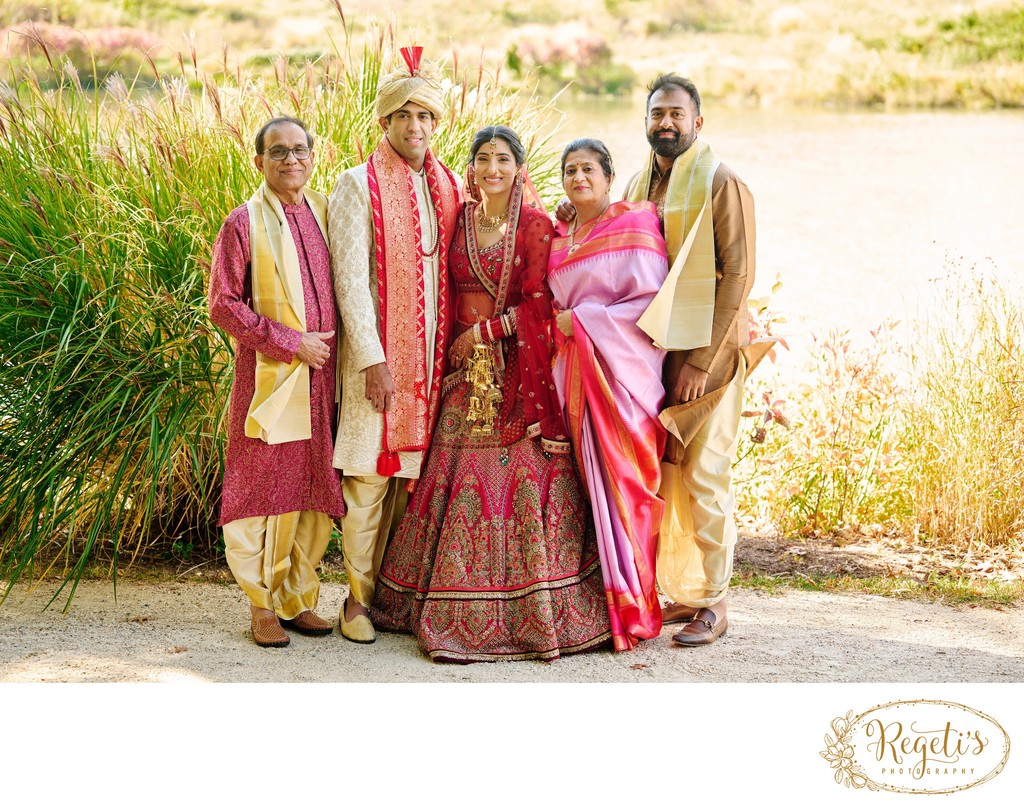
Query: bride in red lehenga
370 126 611 662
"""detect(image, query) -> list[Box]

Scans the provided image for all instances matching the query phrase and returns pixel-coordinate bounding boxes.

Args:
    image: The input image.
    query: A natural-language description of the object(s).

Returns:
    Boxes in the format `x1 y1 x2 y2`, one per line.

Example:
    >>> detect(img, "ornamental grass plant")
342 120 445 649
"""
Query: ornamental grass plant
736 267 1024 553
0 9 562 605
901 268 1024 549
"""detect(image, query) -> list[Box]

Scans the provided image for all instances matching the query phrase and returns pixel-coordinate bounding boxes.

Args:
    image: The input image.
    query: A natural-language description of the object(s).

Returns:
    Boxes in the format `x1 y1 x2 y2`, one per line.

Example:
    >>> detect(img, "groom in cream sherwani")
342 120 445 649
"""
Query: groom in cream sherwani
328 48 461 643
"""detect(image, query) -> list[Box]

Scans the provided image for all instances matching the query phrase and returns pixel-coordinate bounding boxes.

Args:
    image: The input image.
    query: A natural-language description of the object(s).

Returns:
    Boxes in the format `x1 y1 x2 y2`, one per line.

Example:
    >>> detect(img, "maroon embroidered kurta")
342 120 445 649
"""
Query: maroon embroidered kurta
208 200 345 526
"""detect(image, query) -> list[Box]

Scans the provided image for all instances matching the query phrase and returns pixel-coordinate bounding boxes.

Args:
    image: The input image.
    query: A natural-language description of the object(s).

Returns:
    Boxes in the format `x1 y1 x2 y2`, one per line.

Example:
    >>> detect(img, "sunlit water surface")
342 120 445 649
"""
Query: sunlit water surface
550 99 1024 372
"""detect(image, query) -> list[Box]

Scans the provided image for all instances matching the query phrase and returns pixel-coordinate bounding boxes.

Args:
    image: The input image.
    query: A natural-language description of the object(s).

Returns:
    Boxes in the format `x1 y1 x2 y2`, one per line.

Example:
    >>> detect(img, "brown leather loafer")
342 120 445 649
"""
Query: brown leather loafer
281 611 333 636
662 602 701 625
251 614 290 648
671 608 727 647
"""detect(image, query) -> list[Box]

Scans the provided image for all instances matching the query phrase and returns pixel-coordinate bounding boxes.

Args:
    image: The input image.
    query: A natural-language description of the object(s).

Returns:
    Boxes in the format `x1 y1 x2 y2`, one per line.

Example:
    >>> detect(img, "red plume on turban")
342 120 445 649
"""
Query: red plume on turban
400 46 423 76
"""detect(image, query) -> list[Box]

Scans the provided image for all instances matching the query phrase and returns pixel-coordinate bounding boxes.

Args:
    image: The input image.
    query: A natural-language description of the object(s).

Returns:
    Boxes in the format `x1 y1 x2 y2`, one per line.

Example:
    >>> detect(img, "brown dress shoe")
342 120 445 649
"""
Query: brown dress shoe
662 602 701 624
671 608 727 647
251 614 290 648
280 611 333 636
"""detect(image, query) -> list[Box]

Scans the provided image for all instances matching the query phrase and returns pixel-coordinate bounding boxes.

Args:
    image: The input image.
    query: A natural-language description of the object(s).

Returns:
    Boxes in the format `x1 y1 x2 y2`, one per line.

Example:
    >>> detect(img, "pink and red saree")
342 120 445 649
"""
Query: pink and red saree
550 201 669 650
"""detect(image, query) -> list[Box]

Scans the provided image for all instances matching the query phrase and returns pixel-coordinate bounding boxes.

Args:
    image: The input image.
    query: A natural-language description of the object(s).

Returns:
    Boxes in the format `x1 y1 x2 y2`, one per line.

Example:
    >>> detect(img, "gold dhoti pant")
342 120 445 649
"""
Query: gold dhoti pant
222 510 332 619
657 353 746 608
341 474 409 608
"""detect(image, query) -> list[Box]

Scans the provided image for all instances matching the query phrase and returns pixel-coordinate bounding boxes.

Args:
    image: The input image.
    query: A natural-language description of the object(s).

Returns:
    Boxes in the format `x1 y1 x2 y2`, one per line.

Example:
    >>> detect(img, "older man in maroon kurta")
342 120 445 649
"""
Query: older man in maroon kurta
208 116 344 647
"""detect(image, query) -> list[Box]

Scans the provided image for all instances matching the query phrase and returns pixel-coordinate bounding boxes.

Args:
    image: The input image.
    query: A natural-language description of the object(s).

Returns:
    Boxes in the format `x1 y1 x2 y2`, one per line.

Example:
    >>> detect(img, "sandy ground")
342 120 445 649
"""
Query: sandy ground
2 578 1022 682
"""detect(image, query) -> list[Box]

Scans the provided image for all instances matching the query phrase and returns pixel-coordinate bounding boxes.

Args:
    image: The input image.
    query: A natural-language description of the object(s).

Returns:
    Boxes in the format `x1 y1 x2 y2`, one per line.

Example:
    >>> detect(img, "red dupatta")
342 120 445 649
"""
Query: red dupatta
366 137 460 475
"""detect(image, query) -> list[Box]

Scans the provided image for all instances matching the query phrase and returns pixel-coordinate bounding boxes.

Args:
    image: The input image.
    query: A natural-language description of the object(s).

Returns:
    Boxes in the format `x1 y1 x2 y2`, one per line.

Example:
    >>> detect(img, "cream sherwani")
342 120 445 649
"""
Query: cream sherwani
329 164 440 477
328 163 441 607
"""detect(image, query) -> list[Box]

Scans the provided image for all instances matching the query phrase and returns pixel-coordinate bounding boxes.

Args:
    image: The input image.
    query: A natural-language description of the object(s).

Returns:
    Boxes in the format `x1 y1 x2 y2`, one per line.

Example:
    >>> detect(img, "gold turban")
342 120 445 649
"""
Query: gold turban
375 46 445 120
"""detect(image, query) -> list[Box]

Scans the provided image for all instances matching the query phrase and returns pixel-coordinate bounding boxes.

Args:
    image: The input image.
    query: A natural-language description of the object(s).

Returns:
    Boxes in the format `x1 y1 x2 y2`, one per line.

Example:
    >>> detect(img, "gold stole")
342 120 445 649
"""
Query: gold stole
244 183 328 444
630 139 719 351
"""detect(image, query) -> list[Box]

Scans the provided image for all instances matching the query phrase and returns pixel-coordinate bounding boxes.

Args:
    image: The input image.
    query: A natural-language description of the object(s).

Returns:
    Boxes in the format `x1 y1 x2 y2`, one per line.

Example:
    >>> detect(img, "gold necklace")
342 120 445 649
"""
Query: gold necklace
476 205 508 233
567 205 608 255
567 217 589 255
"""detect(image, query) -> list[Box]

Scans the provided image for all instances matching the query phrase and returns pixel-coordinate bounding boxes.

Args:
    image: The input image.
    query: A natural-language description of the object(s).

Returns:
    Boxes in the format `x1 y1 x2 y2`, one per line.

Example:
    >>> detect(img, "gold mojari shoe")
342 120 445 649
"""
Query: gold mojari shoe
339 598 376 644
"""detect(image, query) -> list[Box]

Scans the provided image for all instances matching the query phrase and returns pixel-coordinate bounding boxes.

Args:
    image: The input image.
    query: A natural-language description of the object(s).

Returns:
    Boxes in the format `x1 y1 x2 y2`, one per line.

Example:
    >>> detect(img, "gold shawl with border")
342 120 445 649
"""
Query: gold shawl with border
629 139 719 351
244 183 328 445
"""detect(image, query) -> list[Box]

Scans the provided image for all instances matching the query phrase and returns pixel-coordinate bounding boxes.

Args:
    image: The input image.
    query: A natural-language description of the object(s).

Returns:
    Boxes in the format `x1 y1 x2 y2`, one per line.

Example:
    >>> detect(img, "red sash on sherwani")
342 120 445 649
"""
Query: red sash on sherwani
366 137 459 475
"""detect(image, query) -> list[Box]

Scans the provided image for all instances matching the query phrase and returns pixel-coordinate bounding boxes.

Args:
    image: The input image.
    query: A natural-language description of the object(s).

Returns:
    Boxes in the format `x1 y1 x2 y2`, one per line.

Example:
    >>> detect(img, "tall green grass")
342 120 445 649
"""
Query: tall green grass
0 8 564 606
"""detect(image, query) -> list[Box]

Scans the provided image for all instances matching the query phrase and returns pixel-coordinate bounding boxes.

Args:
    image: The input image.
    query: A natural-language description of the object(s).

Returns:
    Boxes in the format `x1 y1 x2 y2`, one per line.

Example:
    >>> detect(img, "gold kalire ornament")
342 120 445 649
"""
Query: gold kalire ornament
465 342 503 435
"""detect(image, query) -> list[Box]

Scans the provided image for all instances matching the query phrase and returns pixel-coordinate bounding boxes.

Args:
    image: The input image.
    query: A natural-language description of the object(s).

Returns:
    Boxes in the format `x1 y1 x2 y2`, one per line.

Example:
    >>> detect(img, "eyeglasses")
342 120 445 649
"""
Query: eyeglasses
264 145 311 161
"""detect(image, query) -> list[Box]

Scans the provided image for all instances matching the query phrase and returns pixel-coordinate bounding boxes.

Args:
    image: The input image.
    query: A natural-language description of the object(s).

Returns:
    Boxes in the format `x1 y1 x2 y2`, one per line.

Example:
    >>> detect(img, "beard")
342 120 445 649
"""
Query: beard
647 126 697 159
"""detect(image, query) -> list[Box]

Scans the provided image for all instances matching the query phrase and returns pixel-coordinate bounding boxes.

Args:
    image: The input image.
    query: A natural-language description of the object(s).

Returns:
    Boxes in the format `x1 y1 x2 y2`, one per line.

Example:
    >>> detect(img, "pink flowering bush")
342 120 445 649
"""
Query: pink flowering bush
506 24 634 94
0 22 162 85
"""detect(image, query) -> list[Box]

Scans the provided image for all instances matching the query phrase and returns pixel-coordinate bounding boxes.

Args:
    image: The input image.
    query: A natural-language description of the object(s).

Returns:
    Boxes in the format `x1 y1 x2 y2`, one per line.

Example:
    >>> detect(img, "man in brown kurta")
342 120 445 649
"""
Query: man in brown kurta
208 116 345 647
624 75 757 646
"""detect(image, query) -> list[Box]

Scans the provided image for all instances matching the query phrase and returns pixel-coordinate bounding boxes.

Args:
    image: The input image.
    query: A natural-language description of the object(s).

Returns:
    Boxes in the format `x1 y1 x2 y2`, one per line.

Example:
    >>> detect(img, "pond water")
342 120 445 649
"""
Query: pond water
550 98 1024 368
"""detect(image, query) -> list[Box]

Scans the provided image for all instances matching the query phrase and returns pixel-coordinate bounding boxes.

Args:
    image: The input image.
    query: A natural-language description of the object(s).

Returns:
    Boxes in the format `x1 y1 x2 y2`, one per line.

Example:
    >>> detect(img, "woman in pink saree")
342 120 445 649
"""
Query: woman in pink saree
549 138 669 651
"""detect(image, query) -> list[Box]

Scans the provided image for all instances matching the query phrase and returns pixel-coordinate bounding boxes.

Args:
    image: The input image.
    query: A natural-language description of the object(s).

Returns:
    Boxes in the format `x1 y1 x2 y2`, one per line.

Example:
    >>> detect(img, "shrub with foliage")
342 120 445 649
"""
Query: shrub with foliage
506 23 635 95
736 267 1024 550
904 6 1024 63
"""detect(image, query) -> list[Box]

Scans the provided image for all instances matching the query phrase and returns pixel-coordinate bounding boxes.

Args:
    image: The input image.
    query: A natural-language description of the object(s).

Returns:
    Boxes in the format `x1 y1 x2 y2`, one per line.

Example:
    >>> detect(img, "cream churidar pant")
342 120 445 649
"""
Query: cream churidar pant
223 510 331 619
341 474 409 608
657 352 746 608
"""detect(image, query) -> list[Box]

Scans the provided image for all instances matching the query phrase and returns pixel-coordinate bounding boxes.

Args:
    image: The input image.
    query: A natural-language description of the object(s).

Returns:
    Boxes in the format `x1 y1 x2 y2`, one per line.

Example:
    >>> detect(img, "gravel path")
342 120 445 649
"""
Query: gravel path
2 579 1021 682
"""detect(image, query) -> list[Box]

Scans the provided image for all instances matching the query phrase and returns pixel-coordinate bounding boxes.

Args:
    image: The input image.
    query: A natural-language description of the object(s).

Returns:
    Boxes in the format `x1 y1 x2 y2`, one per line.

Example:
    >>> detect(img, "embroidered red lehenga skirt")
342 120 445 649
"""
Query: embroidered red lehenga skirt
370 207 611 662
